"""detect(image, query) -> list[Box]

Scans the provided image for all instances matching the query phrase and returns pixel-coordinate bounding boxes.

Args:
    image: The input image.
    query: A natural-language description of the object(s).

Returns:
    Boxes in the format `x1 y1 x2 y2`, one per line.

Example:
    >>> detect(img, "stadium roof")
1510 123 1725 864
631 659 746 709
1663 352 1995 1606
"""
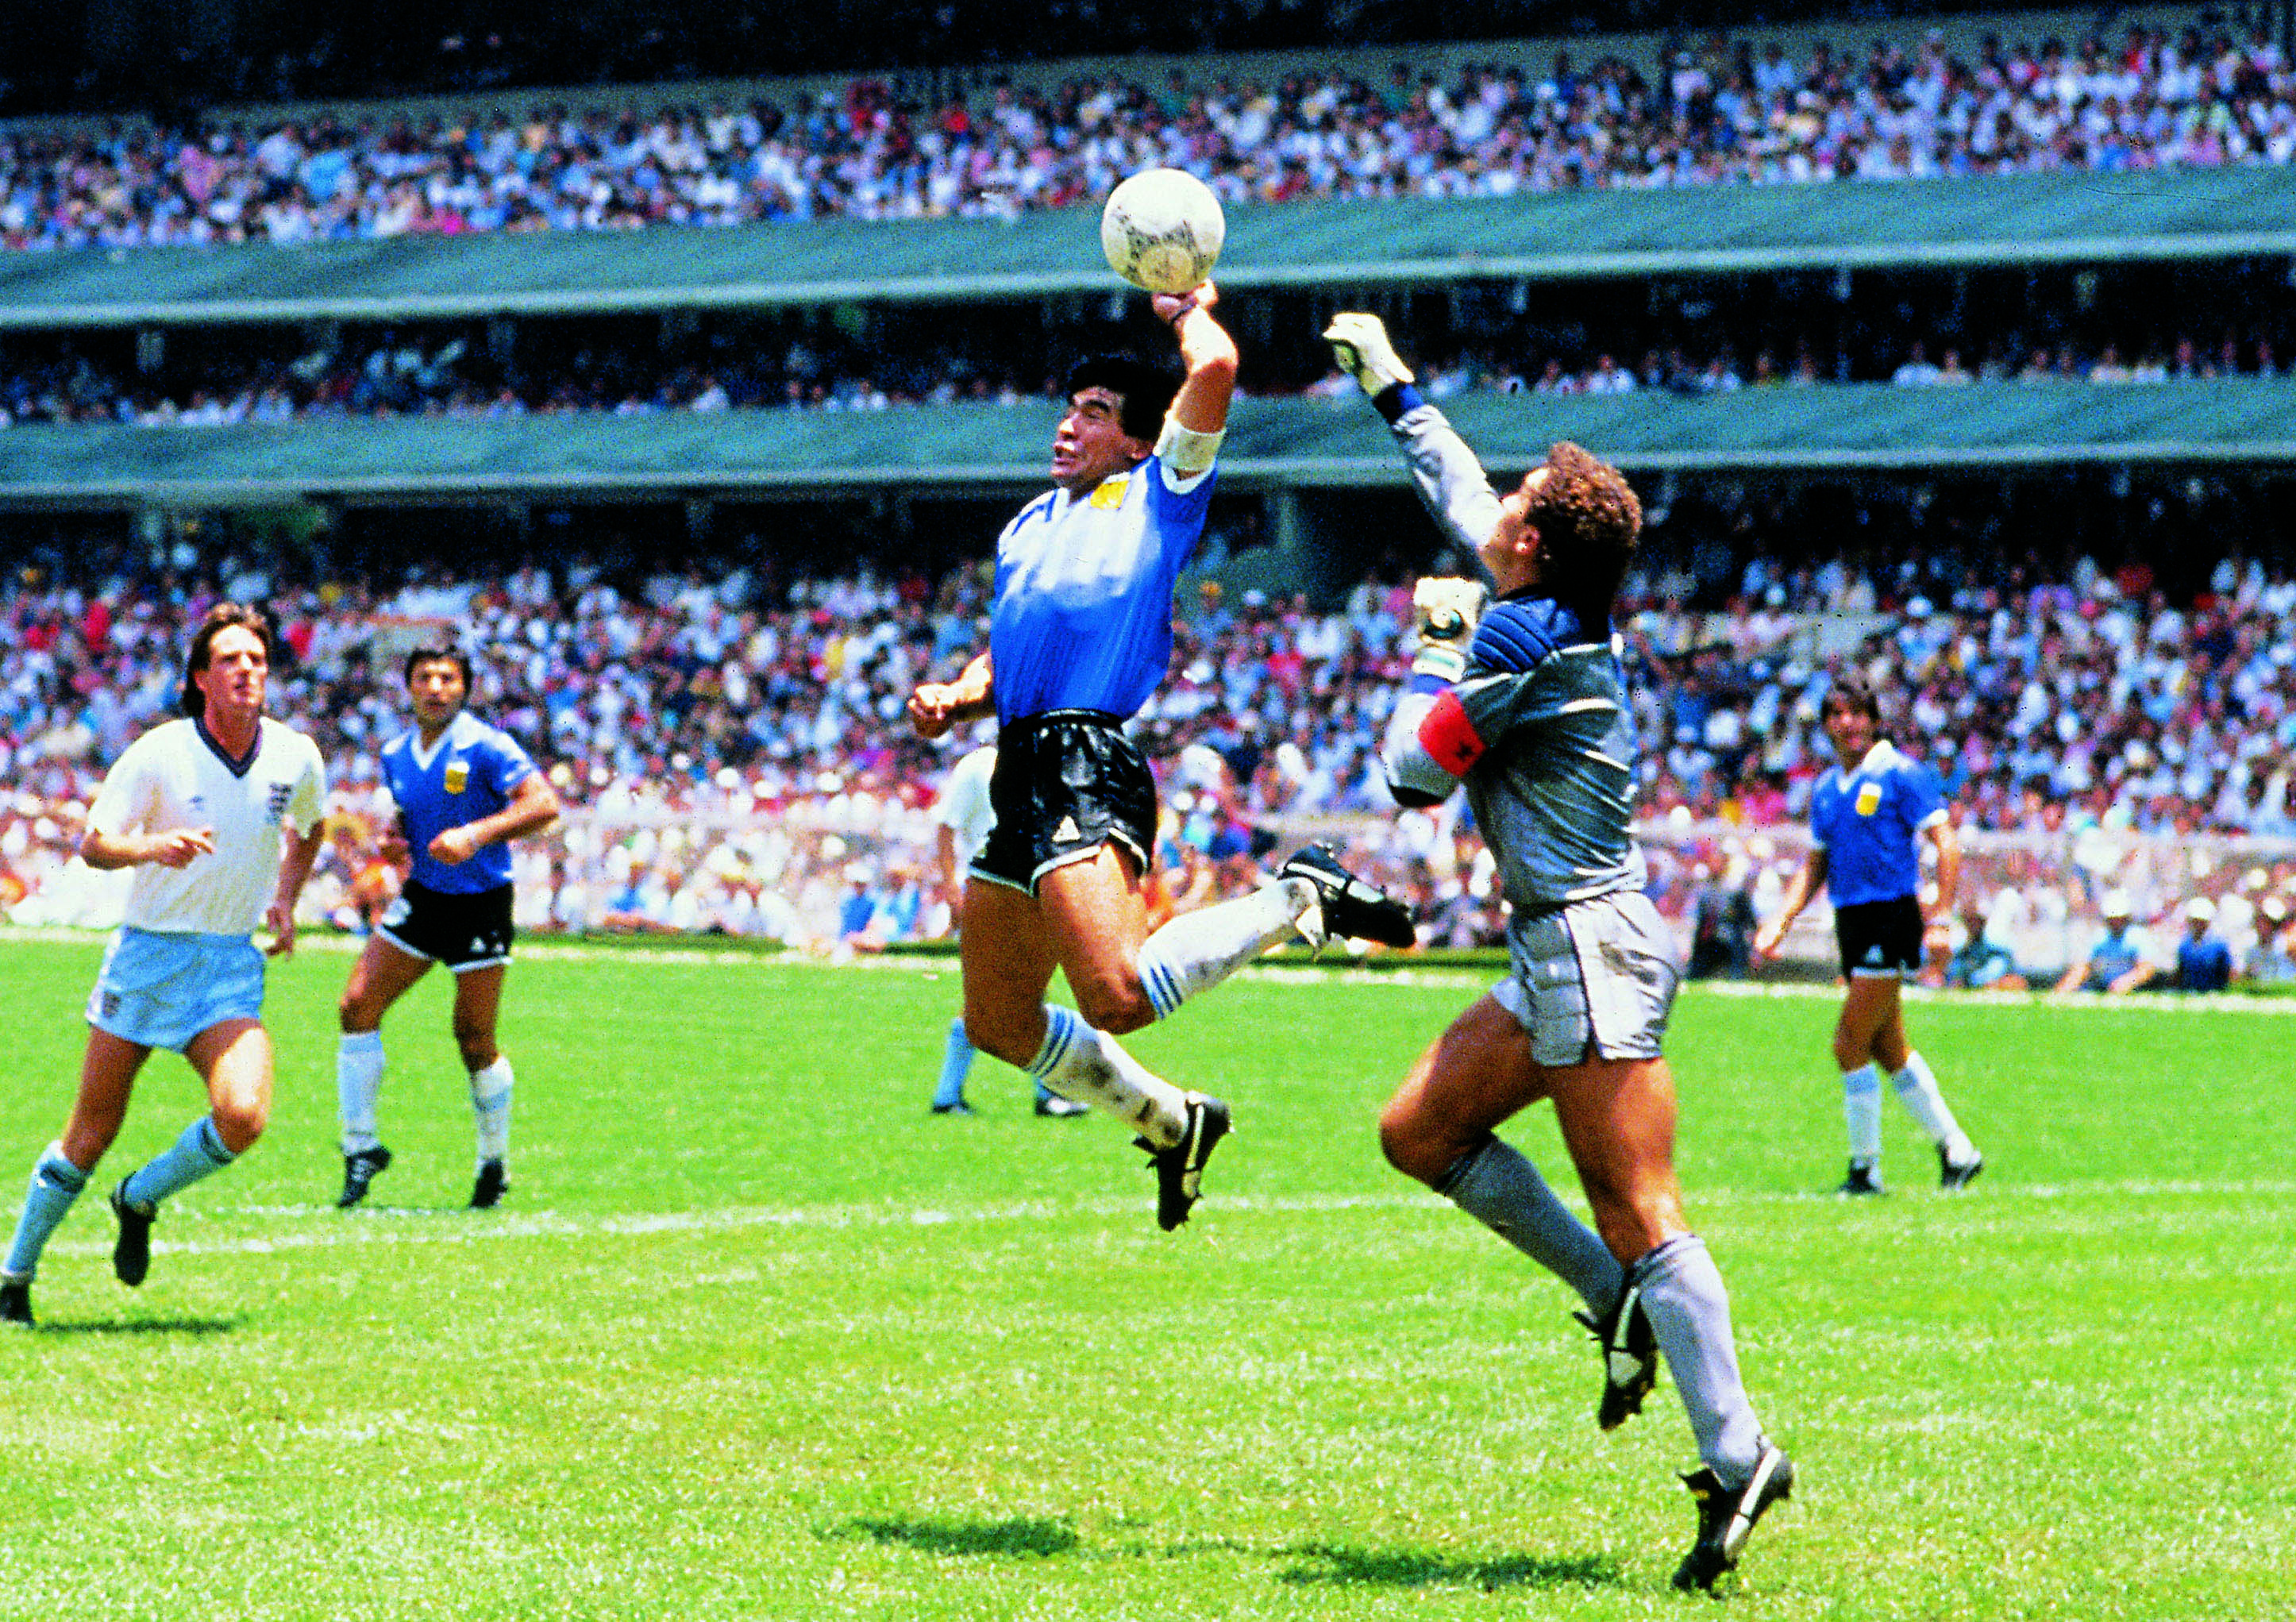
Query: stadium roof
4 379 2294 508
4 168 2294 329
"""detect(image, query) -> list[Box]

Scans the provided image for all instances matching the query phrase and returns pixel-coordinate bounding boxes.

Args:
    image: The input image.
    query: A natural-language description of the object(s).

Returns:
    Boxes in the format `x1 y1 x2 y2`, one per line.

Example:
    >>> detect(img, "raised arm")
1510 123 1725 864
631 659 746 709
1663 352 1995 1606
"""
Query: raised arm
1153 280 1239 439
1325 313 1500 580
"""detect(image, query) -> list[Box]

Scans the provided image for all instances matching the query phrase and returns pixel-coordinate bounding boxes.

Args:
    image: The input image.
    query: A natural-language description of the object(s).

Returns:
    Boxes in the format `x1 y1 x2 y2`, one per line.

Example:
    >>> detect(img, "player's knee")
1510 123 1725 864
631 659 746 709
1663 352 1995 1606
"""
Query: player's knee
961 1007 1040 1069
1074 978 1154 1035
1830 1030 1868 1069
1377 1112 1450 1186
452 1022 496 1071
339 984 386 1033
211 1100 268 1154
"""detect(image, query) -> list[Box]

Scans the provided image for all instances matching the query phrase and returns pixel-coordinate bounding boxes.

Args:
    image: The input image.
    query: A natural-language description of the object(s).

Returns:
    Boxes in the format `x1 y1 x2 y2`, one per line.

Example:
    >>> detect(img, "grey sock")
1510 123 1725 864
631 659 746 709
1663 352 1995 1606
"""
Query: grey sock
1436 1137 1624 1315
1635 1234 1763 1484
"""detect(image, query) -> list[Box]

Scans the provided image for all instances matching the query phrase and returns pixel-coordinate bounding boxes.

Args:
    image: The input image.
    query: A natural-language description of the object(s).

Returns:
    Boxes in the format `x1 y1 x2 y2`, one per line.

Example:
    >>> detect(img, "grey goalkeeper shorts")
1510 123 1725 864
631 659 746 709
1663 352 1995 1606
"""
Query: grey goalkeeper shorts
1492 890 1681 1067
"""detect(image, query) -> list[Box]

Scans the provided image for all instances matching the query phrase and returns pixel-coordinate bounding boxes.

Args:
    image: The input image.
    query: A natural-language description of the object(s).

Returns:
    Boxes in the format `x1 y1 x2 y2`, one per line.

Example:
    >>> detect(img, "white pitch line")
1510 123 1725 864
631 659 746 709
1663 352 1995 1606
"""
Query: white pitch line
11 926 2294 1007
38 1177 2296 1267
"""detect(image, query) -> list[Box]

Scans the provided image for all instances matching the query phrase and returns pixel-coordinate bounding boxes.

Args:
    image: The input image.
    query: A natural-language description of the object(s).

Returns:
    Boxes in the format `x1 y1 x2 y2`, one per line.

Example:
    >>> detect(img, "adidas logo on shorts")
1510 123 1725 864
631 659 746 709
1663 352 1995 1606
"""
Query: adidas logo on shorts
1053 816 1083 843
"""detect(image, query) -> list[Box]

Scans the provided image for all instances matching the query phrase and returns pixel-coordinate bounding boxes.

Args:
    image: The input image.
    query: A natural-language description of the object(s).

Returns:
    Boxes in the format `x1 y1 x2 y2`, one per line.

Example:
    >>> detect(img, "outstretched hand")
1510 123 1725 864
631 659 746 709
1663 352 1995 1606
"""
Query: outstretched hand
1323 312 1416 394
1152 279 1218 326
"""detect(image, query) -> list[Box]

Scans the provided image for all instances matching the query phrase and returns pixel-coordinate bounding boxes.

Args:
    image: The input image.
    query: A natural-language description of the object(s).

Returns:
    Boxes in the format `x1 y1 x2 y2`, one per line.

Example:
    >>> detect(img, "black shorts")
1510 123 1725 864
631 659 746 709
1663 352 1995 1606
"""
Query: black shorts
1834 896 1924 979
376 880 515 973
973 710 1157 896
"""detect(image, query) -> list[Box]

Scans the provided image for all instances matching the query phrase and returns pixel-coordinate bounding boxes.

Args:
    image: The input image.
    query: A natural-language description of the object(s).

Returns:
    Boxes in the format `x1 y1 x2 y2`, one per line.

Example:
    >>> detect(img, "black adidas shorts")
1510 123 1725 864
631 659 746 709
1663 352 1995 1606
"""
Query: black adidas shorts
973 710 1157 896
1834 896 1924 979
376 880 516 973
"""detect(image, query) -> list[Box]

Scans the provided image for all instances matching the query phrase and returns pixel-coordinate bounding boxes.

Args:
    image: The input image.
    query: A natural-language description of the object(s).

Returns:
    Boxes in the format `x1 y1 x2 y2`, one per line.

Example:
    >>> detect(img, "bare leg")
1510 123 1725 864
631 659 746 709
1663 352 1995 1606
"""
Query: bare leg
60 1027 156 1171
1379 995 1623 1313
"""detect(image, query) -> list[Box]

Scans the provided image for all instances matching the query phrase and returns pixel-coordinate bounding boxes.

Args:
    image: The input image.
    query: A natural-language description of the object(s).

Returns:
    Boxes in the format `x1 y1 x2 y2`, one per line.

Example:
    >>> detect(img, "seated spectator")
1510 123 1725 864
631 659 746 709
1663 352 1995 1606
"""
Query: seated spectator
2174 897 2233 992
2243 898 2296 985
2055 889 2158 995
1943 897 2028 991
1685 861 1757 980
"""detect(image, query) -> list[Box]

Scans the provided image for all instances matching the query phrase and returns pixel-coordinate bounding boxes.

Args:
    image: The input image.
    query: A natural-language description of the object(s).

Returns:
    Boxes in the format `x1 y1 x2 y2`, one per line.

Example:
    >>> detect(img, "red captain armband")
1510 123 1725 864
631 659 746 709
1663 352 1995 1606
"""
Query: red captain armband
1417 690 1487 774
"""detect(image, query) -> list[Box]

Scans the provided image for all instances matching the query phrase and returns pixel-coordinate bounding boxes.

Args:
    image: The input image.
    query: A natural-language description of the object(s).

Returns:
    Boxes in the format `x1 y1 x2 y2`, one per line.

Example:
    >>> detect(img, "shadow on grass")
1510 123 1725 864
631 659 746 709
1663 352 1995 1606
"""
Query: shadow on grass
834 1516 1080 1559
1276 1541 1623 1592
29 1316 241 1337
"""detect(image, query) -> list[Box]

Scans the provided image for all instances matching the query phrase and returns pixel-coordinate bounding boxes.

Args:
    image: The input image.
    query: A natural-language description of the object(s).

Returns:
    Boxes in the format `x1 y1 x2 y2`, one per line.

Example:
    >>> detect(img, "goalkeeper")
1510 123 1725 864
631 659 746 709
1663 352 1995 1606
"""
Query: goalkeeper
1326 314 1793 1592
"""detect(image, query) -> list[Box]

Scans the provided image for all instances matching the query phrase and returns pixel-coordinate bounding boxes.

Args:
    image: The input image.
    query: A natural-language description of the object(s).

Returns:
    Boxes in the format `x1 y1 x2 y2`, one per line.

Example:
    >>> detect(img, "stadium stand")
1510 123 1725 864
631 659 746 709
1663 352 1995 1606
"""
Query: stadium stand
6 484 2295 971
6 8 2293 983
6 20 2296 255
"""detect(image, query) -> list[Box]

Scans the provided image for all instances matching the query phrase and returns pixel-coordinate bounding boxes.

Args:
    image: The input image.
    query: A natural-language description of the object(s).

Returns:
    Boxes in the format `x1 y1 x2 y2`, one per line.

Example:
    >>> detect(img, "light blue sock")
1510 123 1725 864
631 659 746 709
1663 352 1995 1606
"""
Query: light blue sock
120 1117 234 1213
3 1144 90 1281
933 1017 976 1109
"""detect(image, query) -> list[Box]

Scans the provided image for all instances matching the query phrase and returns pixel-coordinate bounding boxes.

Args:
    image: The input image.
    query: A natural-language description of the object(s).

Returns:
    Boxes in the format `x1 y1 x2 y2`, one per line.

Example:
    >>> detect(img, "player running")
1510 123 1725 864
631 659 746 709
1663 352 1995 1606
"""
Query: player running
333 647 560 1211
907 281 1412 1231
1327 312 1793 1590
927 741 1087 1119
1 605 326 1327
1753 677 1984 1195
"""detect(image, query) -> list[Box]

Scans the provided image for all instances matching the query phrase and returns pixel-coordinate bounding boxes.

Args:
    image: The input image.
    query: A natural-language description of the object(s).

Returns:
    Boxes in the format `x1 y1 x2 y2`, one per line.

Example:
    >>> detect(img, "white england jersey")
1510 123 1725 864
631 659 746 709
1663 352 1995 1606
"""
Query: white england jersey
936 747 999 871
87 716 327 935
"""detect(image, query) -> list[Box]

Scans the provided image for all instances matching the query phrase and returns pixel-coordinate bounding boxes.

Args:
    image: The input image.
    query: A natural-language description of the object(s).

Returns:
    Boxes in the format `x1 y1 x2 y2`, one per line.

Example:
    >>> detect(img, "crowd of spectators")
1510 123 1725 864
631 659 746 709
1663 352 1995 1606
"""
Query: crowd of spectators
7 21 2296 252
8 314 2294 433
5 0 2074 118
6 487 2296 968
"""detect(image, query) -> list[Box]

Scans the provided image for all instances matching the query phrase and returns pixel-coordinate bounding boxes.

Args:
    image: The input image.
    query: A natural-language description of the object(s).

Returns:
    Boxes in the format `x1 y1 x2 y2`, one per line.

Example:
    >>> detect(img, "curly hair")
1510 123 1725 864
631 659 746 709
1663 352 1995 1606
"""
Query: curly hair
1524 441 1642 617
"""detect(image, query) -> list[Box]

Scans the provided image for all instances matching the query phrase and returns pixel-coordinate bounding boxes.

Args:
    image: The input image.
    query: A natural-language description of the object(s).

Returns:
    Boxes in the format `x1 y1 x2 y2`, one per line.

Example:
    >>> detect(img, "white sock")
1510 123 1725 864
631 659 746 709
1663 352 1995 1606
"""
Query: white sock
1843 1064 1882 1164
338 1031 385 1156
1891 1051 1974 1164
1133 878 1314 1019
1024 1006 1191 1148
469 1057 514 1165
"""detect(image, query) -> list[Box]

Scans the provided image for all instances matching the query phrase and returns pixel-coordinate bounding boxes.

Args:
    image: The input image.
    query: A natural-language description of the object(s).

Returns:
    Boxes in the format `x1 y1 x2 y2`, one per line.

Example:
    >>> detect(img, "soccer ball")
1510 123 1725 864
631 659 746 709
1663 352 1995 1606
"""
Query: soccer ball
1100 168 1225 295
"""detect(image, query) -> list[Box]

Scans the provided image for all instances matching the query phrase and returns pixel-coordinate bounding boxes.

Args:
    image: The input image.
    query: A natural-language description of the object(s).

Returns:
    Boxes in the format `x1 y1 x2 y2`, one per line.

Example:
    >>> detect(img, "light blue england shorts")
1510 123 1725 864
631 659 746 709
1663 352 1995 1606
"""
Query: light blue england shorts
85 927 267 1053
1493 890 1682 1067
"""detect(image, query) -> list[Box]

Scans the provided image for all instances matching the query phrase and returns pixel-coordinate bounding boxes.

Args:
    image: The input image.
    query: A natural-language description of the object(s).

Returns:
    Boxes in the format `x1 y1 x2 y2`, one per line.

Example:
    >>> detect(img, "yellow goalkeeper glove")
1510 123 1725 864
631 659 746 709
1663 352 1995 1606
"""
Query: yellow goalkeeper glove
1323 313 1416 395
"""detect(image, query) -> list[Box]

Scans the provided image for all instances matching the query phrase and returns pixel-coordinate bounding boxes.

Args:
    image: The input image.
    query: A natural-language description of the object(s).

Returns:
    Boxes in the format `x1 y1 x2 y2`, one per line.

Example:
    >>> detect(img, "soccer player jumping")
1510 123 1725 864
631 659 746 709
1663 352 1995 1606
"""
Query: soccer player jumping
908 282 1412 1231
2 605 326 1327
333 647 561 1211
1326 313 1792 1590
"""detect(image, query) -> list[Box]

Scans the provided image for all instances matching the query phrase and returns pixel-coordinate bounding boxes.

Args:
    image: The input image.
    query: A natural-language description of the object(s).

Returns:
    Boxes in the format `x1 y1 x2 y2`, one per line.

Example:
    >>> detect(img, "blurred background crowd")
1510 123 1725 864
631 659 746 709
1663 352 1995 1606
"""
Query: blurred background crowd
6 21 2296 253
5 495 2294 984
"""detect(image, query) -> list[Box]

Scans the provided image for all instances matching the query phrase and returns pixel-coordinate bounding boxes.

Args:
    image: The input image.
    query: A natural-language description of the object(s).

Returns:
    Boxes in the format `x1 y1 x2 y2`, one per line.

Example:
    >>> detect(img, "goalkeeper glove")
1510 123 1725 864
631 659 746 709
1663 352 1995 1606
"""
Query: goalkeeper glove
1323 313 1416 395
1411 576 1489 684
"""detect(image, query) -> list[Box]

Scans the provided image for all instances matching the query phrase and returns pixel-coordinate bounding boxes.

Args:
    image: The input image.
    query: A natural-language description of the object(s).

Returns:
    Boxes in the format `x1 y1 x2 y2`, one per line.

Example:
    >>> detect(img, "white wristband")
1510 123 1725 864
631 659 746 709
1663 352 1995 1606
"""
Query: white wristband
1154 416 1226 476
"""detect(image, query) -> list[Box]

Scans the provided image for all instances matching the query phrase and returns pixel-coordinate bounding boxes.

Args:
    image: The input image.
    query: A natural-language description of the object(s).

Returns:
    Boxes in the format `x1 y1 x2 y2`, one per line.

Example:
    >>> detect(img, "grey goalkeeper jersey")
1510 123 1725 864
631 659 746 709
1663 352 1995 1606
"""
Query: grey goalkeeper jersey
1380 399 1648 915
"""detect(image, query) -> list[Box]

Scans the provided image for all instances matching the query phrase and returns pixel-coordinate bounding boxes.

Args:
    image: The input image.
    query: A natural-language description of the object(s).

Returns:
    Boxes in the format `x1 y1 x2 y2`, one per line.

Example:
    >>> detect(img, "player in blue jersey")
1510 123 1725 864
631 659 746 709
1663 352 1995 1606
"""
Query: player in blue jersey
333 647 560 1211
907 282 1412 1232
1754 676 1984 1195
1328 312 1792 1592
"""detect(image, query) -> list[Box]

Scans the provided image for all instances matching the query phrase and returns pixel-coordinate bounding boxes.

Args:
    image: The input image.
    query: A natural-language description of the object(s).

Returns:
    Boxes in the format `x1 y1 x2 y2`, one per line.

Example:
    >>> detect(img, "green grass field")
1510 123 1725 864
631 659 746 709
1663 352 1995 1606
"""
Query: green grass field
0 934 2289 1621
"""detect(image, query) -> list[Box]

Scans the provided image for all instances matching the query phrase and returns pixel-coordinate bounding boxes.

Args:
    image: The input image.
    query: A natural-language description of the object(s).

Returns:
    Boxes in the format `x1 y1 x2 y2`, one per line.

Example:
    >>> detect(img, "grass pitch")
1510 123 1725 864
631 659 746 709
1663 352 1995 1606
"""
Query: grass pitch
0 935 2289 1621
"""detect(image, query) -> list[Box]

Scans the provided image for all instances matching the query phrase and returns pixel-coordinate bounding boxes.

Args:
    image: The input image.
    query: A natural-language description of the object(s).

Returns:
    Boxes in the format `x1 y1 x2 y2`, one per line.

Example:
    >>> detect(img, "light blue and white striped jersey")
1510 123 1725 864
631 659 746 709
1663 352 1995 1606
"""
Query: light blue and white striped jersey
1810 740 1946 907
381 710 536 895
988 453 1216 725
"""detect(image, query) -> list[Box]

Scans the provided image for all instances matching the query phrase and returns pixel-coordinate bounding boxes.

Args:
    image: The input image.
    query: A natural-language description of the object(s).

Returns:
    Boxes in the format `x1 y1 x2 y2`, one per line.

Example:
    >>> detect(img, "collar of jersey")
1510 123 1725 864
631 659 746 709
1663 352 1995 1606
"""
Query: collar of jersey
407 714 464 772
195 715 263 777
1835 739 1898 784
